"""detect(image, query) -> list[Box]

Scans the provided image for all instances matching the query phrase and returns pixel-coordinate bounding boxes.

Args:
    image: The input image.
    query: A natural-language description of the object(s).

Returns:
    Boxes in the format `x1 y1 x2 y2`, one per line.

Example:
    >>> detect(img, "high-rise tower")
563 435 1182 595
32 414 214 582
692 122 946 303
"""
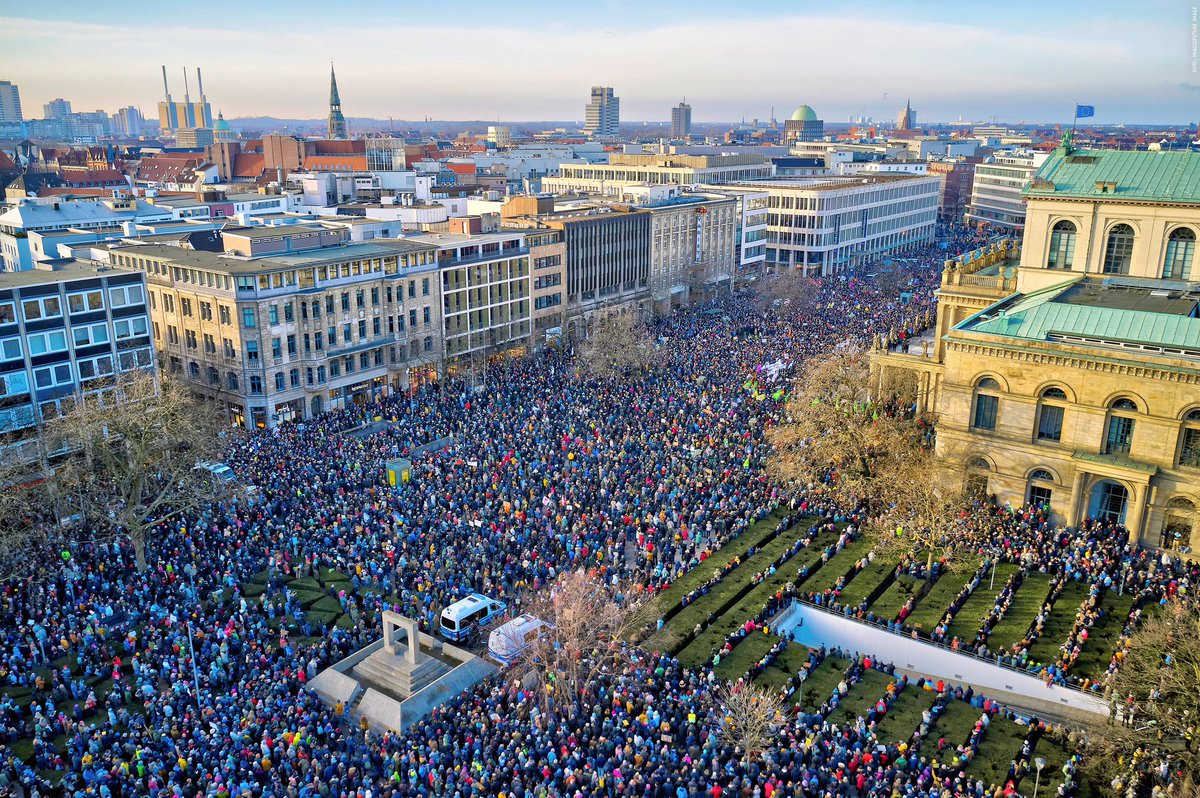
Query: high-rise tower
327 63 348 139
583 86 619 137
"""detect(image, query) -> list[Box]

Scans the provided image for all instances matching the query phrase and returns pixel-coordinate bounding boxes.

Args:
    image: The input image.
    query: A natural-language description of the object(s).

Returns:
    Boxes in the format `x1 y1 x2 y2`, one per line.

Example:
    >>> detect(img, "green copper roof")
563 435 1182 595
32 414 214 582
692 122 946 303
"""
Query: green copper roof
790 105 818 122
958 278 1200 351
1024 148 1200 204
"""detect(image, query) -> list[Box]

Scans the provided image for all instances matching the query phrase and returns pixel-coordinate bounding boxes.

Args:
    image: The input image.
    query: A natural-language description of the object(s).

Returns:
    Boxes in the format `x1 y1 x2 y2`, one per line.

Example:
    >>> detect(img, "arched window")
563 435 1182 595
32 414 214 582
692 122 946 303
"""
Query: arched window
972 378 1001 431
965 457 990 499
1178 409 1200 468
187 361 199 379
1161 497 1195 552
1104 397 1139 455
1163 227 1195 280
1102 224 1135 275
227 371 239 391
1036 387 1068 442
1047 221 1076 269
1028 469 1055 509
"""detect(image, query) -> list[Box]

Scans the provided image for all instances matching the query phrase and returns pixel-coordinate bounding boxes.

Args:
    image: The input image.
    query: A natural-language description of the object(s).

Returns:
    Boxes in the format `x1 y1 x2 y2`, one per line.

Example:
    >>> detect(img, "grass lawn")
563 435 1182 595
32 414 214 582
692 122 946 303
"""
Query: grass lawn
944 564 1021 643
927 698 982 755
904 567 981 634
799 535 875 595
873 685 938 743
1027 732 1071 797
675 530 839 667
868 574 920 622
987 573 1053 651
1069 591 1135 682
753 644 817 696
962 715 1029 788
651 510 788 611
1025 581 1092 665
828 668 895 725
793 656 851 713
713 631 778 679
834 557 898 609
647 520 820 652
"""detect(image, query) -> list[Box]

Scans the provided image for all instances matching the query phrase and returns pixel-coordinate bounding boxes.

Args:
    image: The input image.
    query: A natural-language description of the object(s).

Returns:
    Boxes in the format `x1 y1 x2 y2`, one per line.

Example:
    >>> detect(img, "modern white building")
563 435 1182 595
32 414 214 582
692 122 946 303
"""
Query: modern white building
737 174 940 275
695 186 770 281
543 153 773 196
0 80 23 123
964 150 1050 230
0 198 174 272
0 260 155 459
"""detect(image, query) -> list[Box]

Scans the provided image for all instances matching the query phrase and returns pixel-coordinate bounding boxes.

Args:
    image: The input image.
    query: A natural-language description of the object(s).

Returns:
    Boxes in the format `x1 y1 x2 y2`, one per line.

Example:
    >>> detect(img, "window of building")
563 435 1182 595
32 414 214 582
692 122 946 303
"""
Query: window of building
22 295 62 321
287 335 297 356
0 301 15 325
1046 220 1076 269
113 317 148 340
207 366 218 385
33 362 73 389
180 298 193 317
246 340 259 363
204 333 216 354
108 284 144 308
274 372 285 392
185 330 198 350
200 301 213 321
1035 387 1066 442
219 305 232 325
357 319 367 340
242 307 256 328
289 368 300 388
1104 397 1138 455
422 277 430 296
1101 223 1135 275
1026 469 1054 510
27 330 68 356
249 375 263 394
77 355 114 381
964 456 990 499
268 305 279 325
423 306 431 325
188 361 200 379
341 292 350 312
371 287 380 306
67 290 105 314
1178 409 1200 468
284 303 295 323
271 338 282 359
72 322 109 347
227 372 239 390
1162 227 1195 280
971 378 1000 431
0 337 21 360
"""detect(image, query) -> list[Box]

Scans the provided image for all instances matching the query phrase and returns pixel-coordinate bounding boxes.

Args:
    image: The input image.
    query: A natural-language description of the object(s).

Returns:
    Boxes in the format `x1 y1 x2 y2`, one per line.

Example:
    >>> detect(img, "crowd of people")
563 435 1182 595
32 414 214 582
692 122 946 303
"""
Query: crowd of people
0 223 1175 796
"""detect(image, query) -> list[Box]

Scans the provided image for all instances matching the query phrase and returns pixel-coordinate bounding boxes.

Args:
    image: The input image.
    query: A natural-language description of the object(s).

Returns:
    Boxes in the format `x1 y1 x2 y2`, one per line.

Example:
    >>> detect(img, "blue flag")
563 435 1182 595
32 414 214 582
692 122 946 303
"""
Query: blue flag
1075 104 1094 118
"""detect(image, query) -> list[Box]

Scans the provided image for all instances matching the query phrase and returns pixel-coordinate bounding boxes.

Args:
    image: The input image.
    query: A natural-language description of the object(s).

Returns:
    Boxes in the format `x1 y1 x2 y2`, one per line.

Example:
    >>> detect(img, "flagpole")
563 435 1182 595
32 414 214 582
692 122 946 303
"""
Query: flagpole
1070 100 1078 146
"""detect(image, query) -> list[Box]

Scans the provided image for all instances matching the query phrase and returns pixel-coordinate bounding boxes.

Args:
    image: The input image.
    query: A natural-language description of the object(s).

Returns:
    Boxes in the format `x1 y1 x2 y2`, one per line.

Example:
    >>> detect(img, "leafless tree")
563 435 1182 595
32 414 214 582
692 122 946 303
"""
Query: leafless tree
1082 595 1200 794
0 434 57 578
514 569 648 710
713 679 789 764
754 273 823 315
43 369 226 571
575 311 661 379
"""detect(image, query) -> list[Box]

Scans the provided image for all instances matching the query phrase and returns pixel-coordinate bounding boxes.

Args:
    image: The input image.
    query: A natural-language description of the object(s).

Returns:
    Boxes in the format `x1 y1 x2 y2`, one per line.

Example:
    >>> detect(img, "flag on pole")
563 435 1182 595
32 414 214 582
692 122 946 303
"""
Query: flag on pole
1075 104 1094 118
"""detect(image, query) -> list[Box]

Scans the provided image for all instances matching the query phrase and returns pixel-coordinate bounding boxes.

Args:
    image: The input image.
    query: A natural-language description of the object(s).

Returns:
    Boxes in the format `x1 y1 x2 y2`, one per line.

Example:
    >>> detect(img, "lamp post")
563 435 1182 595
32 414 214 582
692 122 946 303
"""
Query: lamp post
1033 756 1046 797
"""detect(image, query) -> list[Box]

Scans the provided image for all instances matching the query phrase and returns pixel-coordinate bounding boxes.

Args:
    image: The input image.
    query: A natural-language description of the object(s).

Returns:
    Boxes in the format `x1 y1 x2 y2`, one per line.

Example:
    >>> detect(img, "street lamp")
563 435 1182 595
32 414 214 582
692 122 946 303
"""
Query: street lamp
1033 756 1046 797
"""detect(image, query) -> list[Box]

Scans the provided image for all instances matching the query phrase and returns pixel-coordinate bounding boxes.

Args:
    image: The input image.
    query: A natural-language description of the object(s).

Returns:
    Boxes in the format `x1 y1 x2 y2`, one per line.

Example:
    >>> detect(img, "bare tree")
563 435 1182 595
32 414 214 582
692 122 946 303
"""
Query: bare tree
514 569 647 710
1083 595 1200 794
713 679 789 764
43 369 226 571
0 434 56 578
575 311 660 379
754 273 823 315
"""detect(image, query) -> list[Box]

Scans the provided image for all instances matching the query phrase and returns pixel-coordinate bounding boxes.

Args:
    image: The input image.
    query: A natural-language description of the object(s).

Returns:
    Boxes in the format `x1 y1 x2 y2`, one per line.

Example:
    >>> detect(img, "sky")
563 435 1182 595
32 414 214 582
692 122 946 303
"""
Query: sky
1 0 1196 125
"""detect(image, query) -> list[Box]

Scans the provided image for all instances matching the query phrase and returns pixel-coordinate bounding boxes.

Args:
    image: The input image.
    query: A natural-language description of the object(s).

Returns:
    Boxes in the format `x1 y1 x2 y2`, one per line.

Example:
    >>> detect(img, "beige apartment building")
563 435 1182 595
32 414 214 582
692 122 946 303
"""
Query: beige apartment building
105 225 441 428
874 145 1200 554
542 153 773 195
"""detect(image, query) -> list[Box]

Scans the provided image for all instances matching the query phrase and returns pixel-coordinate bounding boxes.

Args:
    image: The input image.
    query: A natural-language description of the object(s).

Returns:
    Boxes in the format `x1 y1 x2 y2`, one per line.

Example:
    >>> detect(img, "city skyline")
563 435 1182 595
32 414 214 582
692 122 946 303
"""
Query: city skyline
0 0 1194 126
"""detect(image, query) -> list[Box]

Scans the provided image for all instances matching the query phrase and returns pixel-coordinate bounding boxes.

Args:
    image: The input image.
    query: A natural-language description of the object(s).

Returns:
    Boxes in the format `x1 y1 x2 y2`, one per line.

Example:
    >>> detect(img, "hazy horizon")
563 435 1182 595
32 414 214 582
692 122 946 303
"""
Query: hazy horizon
2 0 1195 126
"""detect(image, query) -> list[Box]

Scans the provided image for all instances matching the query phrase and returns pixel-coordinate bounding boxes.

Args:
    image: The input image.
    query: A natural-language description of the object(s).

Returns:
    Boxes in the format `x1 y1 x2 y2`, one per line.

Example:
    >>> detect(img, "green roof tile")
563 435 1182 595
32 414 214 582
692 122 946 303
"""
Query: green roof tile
1024 148 1200 204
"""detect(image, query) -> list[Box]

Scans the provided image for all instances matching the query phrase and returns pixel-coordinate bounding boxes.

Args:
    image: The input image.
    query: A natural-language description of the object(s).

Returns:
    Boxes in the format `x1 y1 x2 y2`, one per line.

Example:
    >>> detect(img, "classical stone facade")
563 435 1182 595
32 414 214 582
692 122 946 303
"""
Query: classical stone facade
875 144 1200 556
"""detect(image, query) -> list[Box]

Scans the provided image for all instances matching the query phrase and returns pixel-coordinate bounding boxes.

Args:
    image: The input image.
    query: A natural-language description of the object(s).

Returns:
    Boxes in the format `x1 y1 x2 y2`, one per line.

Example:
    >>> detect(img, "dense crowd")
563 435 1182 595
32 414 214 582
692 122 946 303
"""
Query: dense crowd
0 224 1171 797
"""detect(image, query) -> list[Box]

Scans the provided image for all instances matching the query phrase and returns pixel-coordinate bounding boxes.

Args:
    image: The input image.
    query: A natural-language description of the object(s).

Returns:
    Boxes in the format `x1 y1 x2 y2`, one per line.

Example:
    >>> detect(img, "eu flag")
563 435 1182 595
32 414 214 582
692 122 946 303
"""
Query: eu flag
1075 104 1095 118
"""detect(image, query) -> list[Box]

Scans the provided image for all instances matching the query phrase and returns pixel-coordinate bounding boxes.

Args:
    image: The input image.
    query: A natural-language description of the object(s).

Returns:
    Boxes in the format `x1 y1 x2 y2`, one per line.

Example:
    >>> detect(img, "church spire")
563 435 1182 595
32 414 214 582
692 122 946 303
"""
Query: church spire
327 61 347 139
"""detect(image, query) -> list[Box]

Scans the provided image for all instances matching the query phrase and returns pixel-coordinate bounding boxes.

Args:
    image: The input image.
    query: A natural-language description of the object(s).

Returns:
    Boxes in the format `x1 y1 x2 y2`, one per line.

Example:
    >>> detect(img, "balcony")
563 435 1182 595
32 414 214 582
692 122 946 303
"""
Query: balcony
940 240 1020 297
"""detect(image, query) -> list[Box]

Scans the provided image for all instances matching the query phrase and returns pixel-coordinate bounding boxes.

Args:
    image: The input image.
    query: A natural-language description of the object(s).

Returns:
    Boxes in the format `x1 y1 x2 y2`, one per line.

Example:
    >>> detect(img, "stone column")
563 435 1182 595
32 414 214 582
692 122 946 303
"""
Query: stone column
1066 470 1088 527
1125 484 1148 545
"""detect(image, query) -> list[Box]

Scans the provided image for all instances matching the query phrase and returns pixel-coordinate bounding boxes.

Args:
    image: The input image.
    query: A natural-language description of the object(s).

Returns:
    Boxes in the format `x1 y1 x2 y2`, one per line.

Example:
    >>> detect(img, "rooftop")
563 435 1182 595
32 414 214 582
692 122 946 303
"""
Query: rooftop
1025 148 1200 204
0 261 140 289
113 238 436 275
737 173 935 192
959 277 1200 355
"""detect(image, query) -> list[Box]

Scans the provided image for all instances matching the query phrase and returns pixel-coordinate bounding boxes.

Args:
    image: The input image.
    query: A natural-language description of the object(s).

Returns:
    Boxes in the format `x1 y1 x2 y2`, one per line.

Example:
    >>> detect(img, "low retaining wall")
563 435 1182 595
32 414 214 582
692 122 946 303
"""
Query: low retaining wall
774 602 1109 720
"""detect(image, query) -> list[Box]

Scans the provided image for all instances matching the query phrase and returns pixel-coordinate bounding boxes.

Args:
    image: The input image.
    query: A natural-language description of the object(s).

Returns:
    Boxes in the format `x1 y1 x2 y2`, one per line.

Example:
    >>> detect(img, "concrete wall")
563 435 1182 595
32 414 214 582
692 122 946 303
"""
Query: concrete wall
775 602 1108 718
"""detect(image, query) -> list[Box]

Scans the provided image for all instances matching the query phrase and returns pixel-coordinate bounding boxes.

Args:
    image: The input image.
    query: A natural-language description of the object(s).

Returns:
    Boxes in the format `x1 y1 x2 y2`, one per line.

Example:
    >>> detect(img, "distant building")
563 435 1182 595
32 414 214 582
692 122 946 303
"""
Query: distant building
898 99 916 131
43 98 71 120
176 127 215 148
670 101 692 139
0 260 154 460
212 112 236 143
155 67 213 133
784 105 823 144
327 63 348 140
112 106 144 137
487 126 512 149
543 153 772 195
0 197 172 272
965 150 1050 230
583 86 619 137
737 174 940 275
927 158 977 220
0 80 22 123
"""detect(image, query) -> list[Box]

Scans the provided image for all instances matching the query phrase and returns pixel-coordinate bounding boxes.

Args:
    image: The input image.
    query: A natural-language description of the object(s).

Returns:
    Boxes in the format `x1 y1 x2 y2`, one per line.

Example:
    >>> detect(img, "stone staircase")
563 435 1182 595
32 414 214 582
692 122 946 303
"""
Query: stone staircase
351 644 453 699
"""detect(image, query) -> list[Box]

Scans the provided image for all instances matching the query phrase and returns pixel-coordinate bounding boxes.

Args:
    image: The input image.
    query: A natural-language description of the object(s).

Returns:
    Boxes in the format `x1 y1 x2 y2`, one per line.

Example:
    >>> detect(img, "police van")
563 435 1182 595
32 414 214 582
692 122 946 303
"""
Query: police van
439 593 507 641
487 614 554 665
